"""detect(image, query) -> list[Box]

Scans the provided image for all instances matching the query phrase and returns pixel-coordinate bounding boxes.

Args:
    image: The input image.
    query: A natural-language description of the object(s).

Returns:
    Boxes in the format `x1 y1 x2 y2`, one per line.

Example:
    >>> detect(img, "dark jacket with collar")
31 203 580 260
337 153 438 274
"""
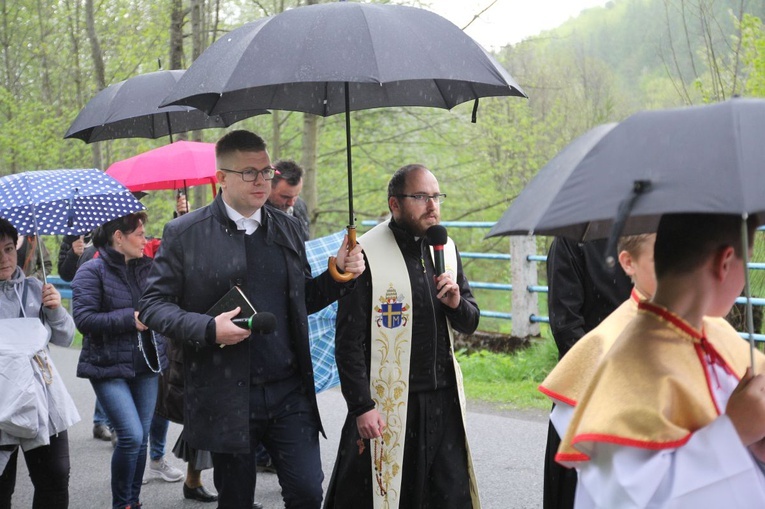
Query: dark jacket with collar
138 192 356 454
334 219 480 417
73 246 168 380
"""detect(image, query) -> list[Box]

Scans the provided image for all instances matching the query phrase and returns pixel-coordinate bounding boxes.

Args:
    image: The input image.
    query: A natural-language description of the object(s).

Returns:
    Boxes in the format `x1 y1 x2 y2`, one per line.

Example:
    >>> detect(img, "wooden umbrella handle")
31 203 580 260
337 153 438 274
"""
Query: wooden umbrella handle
328 226 357 283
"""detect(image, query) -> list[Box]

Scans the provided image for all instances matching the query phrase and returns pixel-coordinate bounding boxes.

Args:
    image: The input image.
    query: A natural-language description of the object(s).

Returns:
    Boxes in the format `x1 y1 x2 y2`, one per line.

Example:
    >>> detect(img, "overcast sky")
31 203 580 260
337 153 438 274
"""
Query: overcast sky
425 0 611 50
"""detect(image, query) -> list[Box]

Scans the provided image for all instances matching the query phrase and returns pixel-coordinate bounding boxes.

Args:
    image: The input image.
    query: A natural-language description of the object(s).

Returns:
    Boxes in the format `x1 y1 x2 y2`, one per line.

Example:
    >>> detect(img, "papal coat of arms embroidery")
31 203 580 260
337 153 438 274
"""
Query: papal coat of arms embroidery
374 284 410 329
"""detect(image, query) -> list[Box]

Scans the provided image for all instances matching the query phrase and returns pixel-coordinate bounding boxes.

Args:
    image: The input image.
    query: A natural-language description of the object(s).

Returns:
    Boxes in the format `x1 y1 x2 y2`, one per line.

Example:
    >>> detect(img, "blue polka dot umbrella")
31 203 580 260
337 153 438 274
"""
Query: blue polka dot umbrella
0 168 145 237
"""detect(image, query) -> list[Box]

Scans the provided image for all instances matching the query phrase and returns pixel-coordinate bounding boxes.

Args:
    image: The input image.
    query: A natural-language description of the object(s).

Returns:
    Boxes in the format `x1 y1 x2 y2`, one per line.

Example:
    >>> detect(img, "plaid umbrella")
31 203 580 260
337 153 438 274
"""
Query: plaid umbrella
305 230 346 392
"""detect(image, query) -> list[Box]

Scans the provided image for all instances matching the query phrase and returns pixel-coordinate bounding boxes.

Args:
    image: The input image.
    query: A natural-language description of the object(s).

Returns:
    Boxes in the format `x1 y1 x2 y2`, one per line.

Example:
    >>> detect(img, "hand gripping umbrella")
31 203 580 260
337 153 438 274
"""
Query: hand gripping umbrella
64 70 269 143
487 98 765 369
0 169 145 283
161 1 526 281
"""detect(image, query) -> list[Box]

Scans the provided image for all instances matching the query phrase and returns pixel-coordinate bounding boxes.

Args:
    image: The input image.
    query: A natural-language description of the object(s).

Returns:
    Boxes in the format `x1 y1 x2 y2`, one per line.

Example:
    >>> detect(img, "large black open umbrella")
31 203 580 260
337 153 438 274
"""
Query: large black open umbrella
487 98 765 368
64 70 269 143
161 1 526 279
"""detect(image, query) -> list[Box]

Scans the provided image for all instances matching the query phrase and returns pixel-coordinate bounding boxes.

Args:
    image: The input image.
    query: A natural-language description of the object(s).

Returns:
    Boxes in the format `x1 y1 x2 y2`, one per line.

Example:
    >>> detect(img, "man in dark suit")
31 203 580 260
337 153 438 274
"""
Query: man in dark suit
139 130 365 509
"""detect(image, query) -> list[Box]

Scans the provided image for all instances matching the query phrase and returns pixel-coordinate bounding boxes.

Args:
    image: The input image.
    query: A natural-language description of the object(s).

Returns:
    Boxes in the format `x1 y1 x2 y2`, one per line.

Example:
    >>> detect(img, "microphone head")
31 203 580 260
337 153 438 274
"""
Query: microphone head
425 224 448 246
250 312 277 334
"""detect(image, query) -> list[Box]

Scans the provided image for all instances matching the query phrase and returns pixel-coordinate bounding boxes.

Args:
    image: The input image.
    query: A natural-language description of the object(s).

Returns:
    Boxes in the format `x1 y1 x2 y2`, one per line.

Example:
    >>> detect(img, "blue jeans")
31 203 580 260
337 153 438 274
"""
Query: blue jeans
92 373 158 509
149 414 169 461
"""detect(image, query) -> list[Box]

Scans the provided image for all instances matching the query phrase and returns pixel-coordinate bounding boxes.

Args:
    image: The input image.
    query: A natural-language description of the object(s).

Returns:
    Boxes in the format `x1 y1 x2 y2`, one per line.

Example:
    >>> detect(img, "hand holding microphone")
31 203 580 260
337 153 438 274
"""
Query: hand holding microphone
232 312 277 333
426 225 460 309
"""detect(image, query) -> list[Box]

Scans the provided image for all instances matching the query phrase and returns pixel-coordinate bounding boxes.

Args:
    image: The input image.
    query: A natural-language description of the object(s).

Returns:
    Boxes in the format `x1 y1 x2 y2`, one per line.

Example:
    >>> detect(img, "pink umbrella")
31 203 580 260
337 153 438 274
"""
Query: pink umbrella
106 140 217 195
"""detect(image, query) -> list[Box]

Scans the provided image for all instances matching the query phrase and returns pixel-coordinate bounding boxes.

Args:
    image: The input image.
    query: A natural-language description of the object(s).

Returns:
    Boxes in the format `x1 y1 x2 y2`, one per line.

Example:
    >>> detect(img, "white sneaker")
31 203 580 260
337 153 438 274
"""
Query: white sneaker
147 457 184 483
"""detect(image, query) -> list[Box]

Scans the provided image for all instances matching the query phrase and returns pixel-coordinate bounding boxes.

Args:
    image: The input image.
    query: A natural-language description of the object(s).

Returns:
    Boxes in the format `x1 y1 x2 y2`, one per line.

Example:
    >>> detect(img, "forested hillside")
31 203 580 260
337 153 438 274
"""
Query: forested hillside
2 0 764 331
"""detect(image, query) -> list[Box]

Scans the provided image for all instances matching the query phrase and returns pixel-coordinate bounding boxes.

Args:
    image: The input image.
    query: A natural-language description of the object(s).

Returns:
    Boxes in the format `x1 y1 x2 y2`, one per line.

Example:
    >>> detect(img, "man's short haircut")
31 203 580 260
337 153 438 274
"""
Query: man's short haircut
0 218 18 246
387 164 428 199
272 160 304 187
617 234 653 258
216 130 267 159
654 213 758 279
92 212 148 248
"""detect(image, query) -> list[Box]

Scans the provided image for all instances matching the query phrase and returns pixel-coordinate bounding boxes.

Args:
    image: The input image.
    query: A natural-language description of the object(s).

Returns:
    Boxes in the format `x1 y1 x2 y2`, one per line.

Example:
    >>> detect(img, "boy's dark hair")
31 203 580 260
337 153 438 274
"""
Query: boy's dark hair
654 213 758 279
0 218 18 246
92 212 148 248
617 234 653 258
216 130 267 159
272 160 304 187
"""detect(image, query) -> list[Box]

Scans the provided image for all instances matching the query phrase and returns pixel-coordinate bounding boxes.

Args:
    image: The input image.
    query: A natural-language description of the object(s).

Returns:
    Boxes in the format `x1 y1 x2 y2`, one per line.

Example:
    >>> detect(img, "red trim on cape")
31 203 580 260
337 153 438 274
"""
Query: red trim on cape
538 384 577 407
555 451 590 463
572 431 692 451
638 301 703 340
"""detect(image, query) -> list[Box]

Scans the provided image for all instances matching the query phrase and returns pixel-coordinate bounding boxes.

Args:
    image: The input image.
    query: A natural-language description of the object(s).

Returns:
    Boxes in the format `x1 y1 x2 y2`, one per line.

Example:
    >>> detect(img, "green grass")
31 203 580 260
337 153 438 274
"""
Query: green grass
457 335 558 410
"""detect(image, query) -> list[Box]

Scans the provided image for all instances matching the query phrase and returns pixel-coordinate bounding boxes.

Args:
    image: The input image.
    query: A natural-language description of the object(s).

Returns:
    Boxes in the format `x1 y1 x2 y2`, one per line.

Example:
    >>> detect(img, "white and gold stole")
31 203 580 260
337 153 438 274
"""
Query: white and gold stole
360 220 481 509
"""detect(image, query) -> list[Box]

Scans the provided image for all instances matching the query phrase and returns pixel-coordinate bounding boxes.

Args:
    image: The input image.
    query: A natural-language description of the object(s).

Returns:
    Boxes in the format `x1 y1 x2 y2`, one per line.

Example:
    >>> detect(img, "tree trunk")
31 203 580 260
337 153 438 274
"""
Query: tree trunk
85 0 105 170
169 0 184 69
301 113 319 236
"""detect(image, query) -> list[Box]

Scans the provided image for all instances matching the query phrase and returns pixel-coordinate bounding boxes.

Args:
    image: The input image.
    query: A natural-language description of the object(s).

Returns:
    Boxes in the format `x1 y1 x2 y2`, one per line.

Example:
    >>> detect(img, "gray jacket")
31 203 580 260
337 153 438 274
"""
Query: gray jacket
0 267 80 461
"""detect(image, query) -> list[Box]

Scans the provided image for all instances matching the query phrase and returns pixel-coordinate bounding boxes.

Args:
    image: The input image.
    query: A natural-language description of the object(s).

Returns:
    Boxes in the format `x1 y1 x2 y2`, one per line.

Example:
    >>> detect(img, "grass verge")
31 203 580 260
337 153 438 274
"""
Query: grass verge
457 335 558 411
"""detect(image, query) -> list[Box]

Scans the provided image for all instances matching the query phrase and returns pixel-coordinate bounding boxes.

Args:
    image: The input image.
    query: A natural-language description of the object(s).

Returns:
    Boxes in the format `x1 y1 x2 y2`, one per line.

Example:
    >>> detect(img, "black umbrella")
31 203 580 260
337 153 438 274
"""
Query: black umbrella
64 70 269 143
160 2 526 279
487 98 765 368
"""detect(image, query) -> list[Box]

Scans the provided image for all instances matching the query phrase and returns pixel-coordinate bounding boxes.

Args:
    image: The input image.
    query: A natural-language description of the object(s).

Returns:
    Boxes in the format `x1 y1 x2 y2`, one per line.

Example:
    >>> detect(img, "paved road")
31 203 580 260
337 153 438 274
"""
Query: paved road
11 345 548 508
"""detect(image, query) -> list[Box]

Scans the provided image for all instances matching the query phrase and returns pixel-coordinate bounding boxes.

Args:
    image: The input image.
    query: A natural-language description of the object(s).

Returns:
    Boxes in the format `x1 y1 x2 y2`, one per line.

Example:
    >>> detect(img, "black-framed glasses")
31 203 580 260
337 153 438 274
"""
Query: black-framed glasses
395 193 446 204
219 166 277 182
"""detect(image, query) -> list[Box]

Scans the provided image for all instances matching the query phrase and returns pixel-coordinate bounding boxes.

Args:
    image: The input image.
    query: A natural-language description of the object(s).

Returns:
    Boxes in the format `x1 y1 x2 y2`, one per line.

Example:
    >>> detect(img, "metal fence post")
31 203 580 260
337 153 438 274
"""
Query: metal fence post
510 235 540 338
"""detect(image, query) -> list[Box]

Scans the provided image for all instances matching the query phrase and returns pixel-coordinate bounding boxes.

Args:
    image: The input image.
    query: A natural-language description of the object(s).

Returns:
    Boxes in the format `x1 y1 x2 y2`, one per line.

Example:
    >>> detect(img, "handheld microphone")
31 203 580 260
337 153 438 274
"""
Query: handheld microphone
231 312 277 333
425 225 448 276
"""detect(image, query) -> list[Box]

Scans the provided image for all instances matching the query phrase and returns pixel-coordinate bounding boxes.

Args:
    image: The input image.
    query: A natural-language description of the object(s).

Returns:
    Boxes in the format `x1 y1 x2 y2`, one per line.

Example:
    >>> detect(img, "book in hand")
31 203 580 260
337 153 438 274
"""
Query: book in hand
205 286 256 320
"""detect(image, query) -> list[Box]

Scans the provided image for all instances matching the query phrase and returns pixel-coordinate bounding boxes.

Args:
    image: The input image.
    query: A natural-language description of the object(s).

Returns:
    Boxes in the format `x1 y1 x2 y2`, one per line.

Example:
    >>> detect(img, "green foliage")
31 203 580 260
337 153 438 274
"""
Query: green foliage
456 335 559 409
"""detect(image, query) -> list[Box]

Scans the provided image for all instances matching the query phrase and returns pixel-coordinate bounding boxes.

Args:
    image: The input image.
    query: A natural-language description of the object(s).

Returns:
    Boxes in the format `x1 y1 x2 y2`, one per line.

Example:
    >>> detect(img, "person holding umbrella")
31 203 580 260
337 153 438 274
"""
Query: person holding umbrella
0 217 79 509
139 130 365 509
555 214 765 507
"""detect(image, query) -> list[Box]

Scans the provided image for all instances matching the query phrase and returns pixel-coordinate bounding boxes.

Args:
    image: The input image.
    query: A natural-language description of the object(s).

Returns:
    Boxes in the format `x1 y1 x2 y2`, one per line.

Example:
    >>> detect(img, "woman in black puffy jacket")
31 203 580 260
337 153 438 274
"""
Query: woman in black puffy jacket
72 212 167 509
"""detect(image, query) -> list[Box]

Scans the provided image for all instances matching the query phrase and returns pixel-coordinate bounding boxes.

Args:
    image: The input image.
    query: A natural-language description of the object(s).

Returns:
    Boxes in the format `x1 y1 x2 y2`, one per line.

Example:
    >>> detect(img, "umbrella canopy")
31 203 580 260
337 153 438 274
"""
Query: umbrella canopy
0 169 145 236
161 2 526 280
161 3 525 117
64 70 269 143
106 140 217 192
487 98 765 241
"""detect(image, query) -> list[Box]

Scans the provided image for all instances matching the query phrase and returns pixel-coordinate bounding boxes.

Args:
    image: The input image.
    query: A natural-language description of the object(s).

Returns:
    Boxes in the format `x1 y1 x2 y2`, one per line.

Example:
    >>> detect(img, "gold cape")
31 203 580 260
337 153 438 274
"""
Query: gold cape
539 289 642 406
558 302 765 464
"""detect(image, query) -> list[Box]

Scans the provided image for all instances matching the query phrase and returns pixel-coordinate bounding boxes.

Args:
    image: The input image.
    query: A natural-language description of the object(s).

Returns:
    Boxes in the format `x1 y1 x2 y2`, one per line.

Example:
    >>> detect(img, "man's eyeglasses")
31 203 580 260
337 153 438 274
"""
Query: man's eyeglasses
395 193 446 204
219 166 278 182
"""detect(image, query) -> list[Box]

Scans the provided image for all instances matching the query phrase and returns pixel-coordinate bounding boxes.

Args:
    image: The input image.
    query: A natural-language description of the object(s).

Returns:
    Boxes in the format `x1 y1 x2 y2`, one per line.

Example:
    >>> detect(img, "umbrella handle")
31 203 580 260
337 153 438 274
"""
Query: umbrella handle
328 226 357 283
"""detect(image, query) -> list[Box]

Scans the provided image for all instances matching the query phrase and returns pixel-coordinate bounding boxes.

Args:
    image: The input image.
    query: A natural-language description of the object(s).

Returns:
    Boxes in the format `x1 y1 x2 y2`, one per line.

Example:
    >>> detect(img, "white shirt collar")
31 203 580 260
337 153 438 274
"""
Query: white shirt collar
222 199 262 235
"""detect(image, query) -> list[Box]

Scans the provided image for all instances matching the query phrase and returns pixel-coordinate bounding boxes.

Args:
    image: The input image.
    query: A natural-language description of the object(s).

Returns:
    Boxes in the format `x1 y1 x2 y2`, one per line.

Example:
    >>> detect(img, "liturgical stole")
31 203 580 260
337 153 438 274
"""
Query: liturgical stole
360 220 481 509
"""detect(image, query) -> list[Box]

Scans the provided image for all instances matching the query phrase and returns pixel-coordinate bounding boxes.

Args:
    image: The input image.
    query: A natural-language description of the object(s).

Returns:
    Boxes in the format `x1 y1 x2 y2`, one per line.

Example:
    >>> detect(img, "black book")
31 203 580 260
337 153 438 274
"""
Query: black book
205 286 256 319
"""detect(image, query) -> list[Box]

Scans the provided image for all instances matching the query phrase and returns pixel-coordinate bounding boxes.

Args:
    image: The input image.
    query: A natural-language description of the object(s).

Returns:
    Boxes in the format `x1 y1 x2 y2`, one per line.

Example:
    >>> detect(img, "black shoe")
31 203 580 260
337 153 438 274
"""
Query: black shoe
93 424 112 441
253 503 263 509
183 483 218 503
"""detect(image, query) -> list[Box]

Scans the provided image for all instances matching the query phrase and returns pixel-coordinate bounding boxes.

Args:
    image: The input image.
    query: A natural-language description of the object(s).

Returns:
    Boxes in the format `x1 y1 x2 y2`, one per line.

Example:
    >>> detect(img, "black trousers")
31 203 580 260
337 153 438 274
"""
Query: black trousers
543 411 577 509
0 431 70 509
212 376 323 509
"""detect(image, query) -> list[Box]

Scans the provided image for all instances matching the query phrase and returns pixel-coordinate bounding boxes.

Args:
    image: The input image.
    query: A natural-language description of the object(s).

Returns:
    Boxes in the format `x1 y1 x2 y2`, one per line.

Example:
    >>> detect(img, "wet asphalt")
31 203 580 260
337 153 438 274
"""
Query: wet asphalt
10 345 547 509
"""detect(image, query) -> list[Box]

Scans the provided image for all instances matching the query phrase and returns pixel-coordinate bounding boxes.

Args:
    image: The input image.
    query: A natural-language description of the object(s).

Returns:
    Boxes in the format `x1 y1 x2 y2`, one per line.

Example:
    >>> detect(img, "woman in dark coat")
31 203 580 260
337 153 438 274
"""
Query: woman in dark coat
72 212 167 509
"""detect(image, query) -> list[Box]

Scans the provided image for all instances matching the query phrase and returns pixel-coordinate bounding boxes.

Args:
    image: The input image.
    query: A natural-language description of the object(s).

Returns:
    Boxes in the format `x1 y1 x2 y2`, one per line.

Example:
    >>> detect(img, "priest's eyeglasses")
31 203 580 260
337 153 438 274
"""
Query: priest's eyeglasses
220 166 278 182
396 193 446 204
